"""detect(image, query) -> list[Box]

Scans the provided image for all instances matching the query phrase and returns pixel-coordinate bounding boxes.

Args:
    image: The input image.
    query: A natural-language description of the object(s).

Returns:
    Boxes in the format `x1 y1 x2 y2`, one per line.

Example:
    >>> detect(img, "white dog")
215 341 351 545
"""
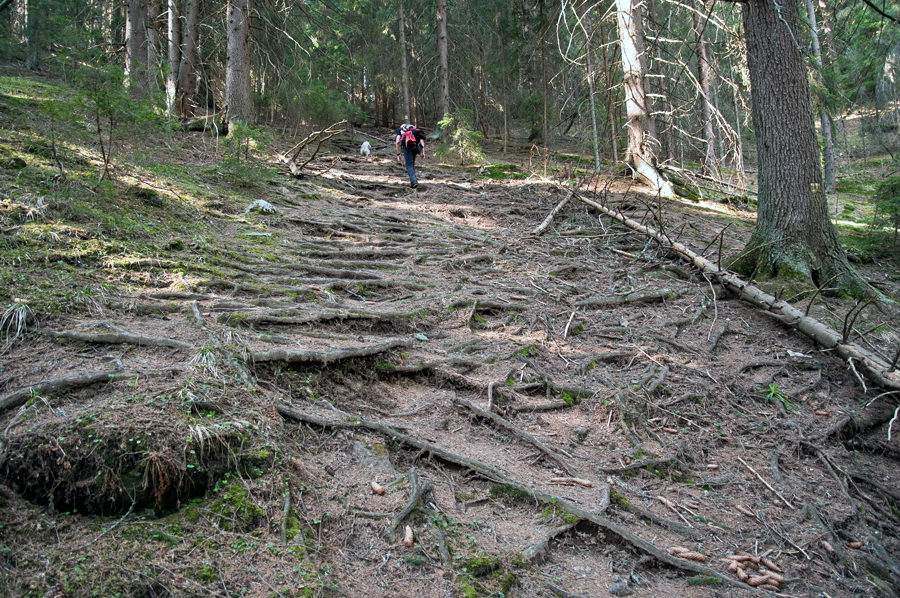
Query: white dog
359 141 371 156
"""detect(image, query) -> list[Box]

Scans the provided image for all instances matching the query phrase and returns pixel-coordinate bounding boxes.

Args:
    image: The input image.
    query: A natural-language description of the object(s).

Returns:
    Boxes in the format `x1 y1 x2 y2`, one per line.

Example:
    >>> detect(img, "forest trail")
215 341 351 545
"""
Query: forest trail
1 140 898 597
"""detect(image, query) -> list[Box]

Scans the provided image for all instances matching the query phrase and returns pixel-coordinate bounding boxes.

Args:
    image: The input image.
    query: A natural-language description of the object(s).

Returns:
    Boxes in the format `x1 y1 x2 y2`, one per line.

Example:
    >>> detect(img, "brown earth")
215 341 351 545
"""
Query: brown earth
1 130 899 598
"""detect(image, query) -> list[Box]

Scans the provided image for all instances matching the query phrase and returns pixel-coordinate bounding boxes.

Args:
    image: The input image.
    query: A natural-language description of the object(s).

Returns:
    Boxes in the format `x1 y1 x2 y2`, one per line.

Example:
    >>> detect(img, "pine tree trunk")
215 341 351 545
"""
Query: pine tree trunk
694 5 717 174
398 0 411 123
225 0 253 125
584 7 601 171
25 0 45 70
177 0 200 117
125 0 149 98
804 0 836 193
165 0 180 117
436 0 449 121
146 0 162 95
615 0 673 196
737 0 870 295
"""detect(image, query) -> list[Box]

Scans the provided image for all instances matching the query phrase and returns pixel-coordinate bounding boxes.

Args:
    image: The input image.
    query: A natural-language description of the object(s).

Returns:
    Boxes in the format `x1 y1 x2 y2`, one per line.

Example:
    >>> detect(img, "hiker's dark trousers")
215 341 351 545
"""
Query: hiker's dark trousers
402 147 418 187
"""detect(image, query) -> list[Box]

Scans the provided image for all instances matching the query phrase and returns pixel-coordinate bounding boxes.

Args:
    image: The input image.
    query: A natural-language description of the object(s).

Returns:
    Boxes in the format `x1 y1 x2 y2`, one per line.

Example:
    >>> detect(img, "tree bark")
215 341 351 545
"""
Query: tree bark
693 4 717 174
125 0 149 98
25 0 46 70
736 0 870 296
436 0 450 121
584 8 601 171
615 0 674 197
226 0 253 125
146 0 162 95
398 0 411 123
165 0 180 117
804 0 836 194
177 0 200 117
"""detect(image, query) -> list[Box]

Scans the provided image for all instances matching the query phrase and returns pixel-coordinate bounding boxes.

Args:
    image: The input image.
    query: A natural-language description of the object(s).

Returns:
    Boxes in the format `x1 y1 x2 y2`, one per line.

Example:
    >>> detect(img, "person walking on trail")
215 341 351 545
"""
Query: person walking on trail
396 123 426 189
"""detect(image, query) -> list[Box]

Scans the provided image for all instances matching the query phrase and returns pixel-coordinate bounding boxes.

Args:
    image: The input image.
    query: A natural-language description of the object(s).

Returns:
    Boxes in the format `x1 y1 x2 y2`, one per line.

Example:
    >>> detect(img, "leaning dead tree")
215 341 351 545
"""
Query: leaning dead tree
277 120 347 178
560 189 900 393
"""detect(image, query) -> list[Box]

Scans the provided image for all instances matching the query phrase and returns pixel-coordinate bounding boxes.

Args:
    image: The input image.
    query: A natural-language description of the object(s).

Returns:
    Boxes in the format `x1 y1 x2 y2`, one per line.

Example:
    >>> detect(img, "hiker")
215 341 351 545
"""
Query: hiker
395 123 426 189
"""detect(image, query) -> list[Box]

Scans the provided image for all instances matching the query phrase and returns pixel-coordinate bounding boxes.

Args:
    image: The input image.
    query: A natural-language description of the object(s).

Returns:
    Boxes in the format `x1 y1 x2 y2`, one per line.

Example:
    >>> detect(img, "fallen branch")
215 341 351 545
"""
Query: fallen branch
737 457 795 510
0 371 138 412
531 192 573 235
571 190 900 392
45 330 192 349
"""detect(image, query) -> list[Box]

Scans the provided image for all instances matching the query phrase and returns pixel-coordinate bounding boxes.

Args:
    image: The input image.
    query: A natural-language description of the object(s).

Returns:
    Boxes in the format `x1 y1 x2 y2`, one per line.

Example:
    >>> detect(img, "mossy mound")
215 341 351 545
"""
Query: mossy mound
0 403 260 516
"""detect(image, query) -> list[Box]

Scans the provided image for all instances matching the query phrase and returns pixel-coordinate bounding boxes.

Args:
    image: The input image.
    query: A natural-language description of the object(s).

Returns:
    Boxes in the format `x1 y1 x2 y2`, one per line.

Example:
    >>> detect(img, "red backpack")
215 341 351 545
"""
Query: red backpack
400 127 420 152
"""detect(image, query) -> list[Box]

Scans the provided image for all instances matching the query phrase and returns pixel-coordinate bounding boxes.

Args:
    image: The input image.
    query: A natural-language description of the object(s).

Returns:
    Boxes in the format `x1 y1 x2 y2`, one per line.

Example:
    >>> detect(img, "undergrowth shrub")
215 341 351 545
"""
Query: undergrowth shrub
73 65 160 181
436 110 484 165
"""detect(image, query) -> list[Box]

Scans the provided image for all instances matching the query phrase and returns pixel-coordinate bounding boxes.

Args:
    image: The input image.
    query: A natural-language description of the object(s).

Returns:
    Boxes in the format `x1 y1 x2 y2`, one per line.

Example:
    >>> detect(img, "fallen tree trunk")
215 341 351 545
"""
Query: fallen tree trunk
571 190 900 392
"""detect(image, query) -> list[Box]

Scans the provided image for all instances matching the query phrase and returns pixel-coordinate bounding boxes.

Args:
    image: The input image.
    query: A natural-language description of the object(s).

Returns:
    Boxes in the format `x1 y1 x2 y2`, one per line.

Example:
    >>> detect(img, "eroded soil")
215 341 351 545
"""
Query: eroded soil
1 132 899 598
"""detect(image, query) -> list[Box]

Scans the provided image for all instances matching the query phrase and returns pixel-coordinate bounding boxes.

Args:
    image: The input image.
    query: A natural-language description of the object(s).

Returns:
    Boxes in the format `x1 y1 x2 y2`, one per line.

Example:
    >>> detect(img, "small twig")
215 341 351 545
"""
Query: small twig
279 490 291 544
251 569 286 598
737 457 795 510
83 500 135 547
889 406 899 442
842 300 873 344
847 358 868 393
562 311 576 338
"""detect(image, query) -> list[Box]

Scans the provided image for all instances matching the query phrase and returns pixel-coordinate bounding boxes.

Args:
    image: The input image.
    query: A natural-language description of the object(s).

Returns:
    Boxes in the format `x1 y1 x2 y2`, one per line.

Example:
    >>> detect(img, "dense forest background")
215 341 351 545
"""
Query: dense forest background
2 0 898 173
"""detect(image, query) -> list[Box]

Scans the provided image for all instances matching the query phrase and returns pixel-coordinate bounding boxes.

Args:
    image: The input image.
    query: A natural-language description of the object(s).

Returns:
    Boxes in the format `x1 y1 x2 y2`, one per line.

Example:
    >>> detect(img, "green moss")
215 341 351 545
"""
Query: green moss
460 555 501 576
489 484 530 503
687 576 722 586
541 504 580 524
477 164 528 180
501 572 517 593
189 565 218 583
210 481 264 532
560 391 579 406
609 488 630 508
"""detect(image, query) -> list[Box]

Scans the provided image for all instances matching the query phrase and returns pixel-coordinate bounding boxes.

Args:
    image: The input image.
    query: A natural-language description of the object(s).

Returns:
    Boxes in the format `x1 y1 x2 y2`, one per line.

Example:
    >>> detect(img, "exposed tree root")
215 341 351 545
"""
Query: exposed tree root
453 396 583 478
521 522 577 563
190 301 255 387
250 338 409 364
0 371 138 412
45 330 192 349
575 287 680 308
818 396 900 439
600 457 674 475
275 403 758 591
390 468 429 533
220 307 430 328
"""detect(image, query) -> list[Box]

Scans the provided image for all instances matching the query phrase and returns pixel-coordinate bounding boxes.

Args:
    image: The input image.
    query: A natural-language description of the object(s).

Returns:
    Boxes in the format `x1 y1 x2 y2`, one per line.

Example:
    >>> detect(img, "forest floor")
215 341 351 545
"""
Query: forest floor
1 70 900 598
